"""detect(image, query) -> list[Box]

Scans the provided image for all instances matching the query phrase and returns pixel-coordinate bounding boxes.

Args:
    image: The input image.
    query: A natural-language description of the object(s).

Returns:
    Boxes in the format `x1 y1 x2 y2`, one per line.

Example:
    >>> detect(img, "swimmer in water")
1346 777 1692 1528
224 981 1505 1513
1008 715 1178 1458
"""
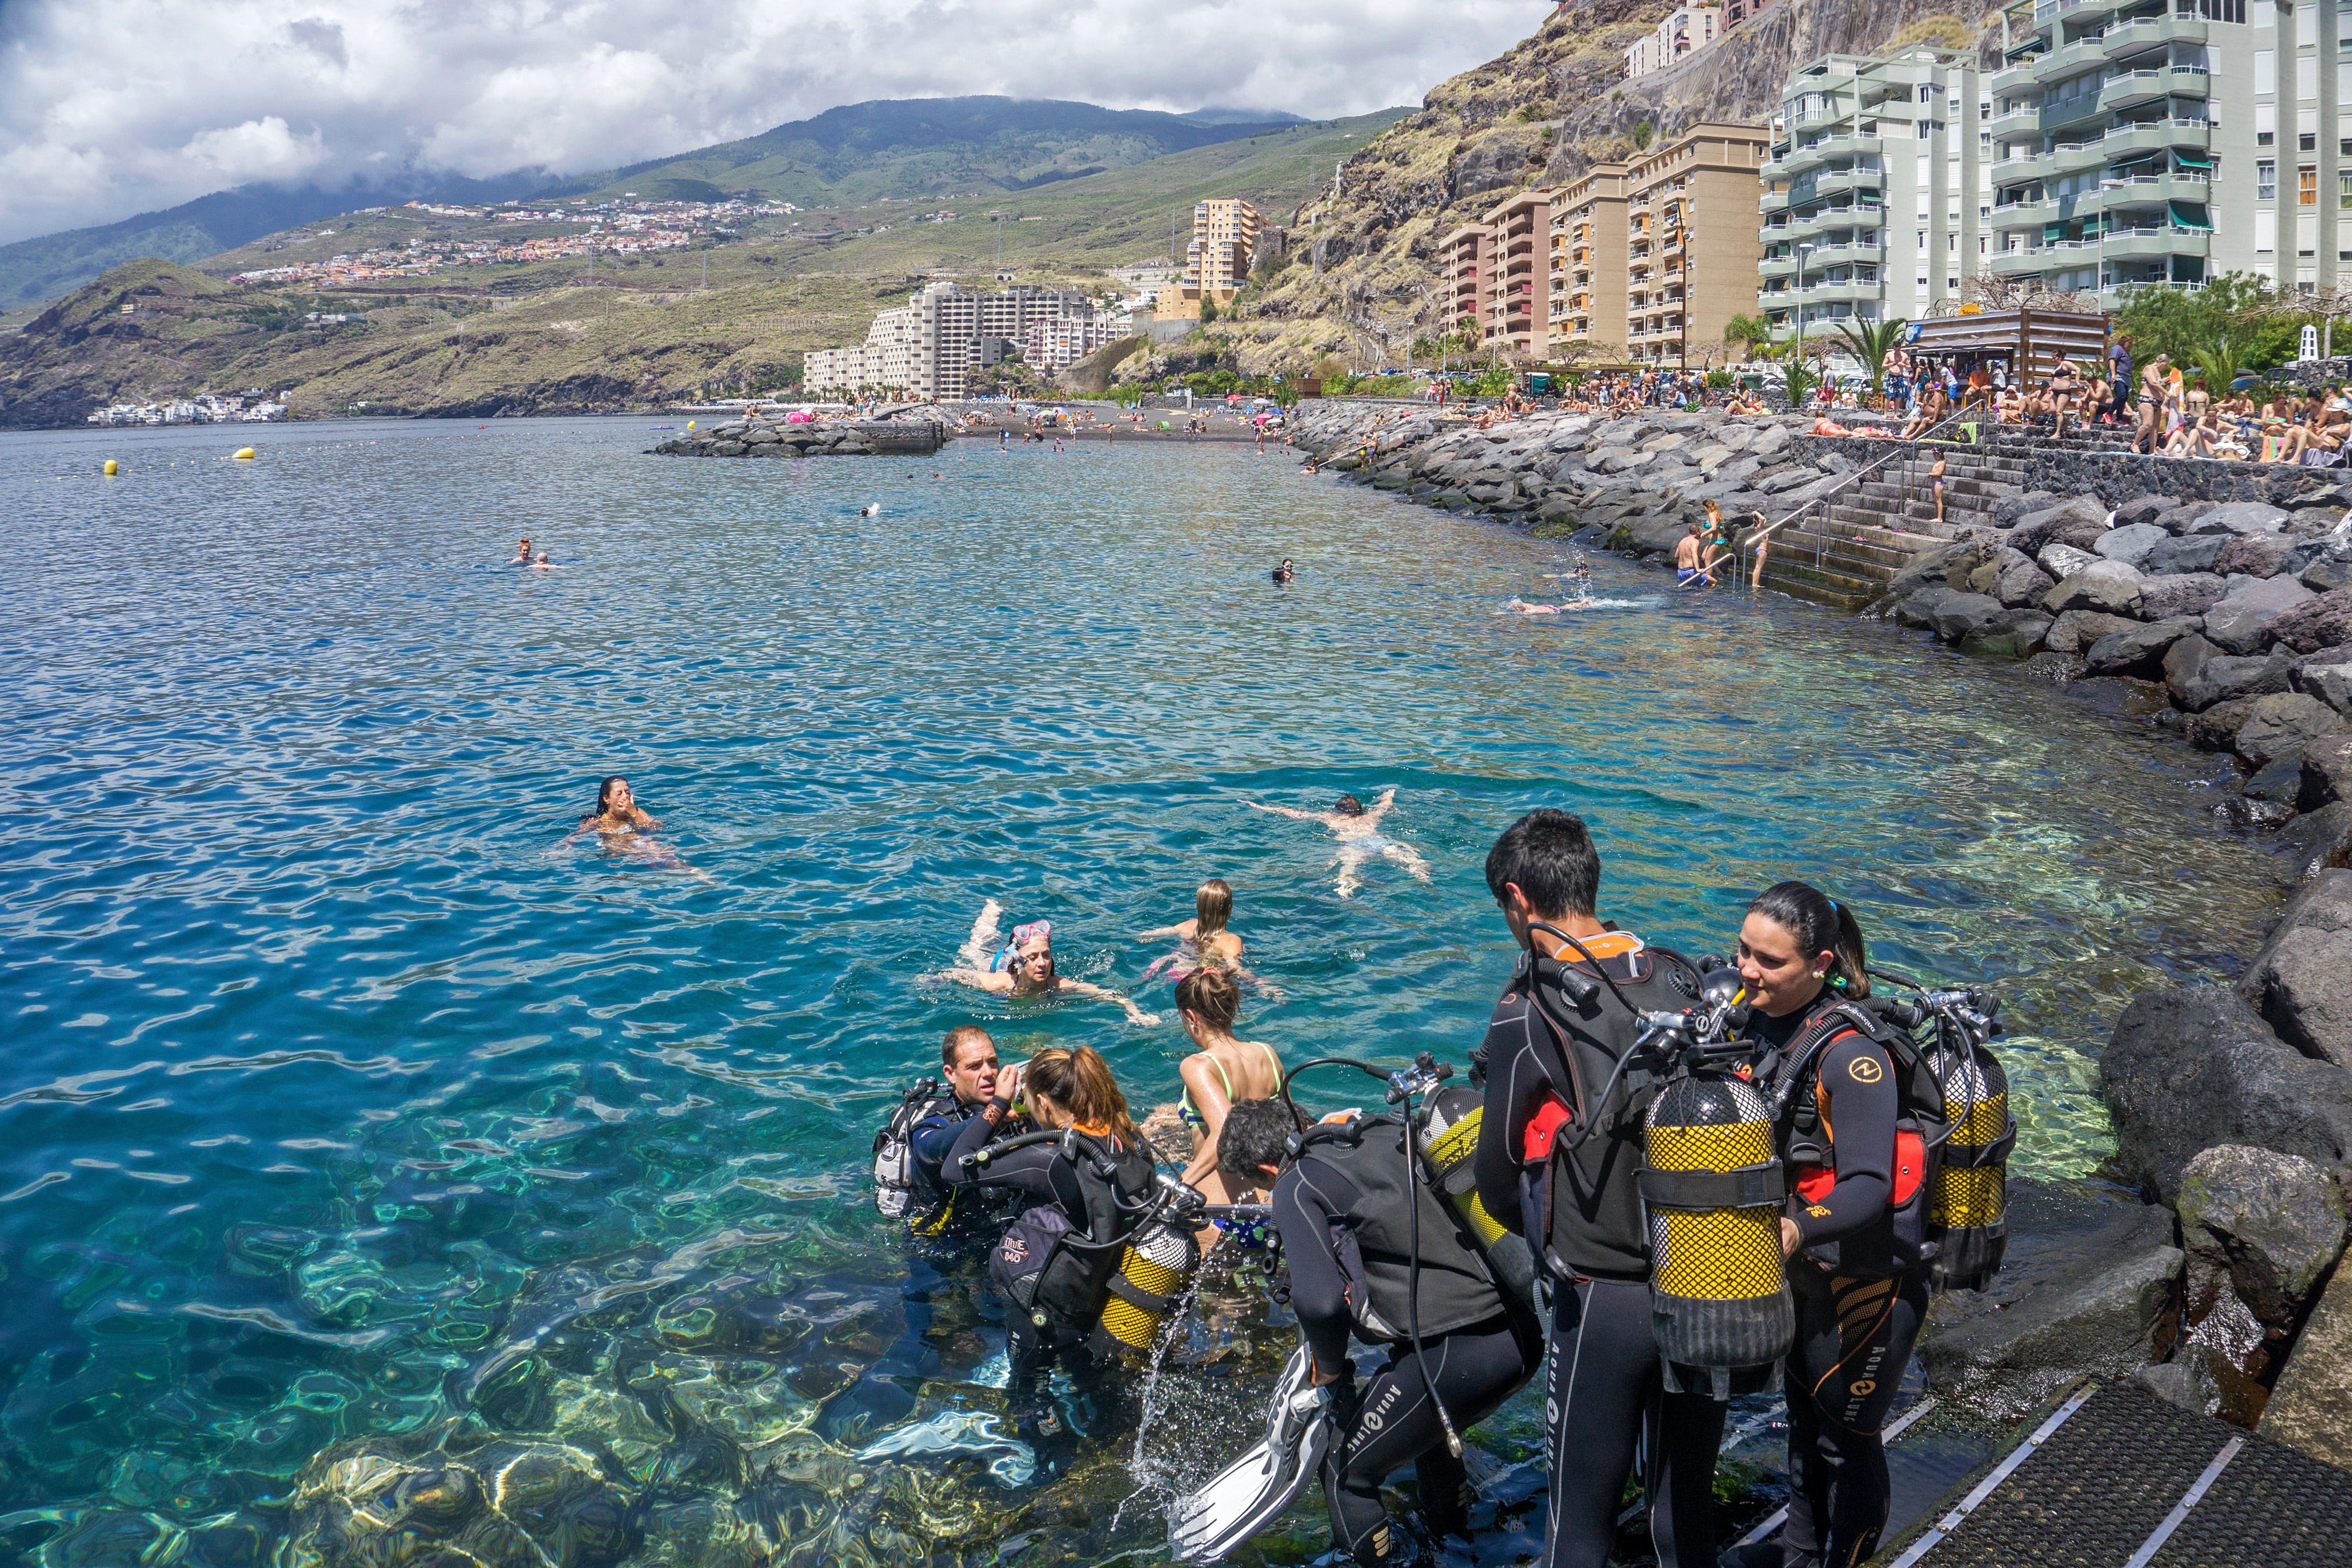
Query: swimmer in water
937 900 1160 1025
562 775 708 877
1504 597 1567 615
531 550 556 571
1140 878 1282 997
510 536 533 564
1272 559 1295 586
1244 789 1430 900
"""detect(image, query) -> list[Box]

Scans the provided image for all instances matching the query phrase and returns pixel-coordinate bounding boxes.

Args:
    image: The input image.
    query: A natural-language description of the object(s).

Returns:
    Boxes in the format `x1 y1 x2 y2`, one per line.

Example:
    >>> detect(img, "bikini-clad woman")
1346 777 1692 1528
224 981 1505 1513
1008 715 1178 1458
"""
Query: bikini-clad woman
1171 967 1284 1241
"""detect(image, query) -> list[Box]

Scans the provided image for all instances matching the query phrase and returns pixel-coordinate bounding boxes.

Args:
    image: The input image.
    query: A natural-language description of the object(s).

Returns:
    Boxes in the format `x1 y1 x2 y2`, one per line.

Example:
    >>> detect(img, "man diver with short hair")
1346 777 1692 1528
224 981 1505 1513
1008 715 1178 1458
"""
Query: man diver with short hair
1471 808 1726 1568
1208 1097 1541 1565
906 1025 1010 1226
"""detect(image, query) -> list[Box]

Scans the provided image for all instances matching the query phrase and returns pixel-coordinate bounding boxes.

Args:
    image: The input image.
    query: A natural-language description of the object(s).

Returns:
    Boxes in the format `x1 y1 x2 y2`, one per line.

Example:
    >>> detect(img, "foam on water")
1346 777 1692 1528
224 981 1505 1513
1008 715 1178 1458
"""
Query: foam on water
0 416 2286 1565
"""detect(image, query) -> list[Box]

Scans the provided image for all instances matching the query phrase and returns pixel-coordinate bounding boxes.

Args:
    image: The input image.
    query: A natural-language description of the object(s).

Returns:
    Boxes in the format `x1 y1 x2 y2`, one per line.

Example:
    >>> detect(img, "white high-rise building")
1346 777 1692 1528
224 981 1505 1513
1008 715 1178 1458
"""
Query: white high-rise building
805 283 1093 398
1984 0 2327 302
1758 48 1986 345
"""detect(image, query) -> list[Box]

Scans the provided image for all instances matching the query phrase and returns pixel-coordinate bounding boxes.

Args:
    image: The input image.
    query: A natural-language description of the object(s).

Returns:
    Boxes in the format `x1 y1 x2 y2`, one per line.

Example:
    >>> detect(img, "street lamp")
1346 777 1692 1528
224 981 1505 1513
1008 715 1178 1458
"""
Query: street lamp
1795 240 1816 386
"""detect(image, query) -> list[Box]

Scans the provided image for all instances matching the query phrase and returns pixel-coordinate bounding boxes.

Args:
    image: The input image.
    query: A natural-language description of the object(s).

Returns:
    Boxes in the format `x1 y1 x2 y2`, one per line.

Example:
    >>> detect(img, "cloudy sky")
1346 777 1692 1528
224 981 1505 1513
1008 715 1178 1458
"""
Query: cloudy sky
0 0 1537 245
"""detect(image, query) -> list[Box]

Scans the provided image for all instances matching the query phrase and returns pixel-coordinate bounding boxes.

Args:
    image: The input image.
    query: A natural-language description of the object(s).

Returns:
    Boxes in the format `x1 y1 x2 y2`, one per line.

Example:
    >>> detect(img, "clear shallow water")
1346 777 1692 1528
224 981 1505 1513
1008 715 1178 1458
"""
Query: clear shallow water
0 417 2284 1565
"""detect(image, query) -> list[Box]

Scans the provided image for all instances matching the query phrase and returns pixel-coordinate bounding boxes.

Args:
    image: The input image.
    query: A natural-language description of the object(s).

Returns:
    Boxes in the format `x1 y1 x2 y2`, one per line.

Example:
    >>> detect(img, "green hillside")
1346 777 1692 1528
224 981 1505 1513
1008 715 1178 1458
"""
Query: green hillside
0 112 1405 426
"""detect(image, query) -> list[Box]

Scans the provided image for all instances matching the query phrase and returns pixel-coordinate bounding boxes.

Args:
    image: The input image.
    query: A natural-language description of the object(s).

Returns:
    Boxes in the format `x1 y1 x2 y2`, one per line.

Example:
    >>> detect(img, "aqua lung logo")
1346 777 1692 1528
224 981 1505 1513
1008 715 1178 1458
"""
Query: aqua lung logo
1359 1381 1405 1436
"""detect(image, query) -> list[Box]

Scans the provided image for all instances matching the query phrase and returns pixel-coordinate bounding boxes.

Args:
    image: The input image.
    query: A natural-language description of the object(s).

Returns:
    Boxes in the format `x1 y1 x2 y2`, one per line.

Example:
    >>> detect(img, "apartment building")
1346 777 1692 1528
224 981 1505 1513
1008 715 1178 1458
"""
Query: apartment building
806 282 1092 398
1549 163 1631 358
1444 220 1494 342
1626 5 1724 80
1983 0 2323 303
1625 123 1772 363
1187 198 1265 295
1758 49 1986 347
1442 189 1553 355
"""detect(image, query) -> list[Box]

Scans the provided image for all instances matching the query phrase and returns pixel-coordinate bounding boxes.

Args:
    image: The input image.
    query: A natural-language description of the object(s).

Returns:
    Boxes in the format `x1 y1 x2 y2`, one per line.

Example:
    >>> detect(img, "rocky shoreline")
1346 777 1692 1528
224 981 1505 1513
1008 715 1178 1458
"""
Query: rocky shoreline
650 409 949 459
1291 396 2352 1467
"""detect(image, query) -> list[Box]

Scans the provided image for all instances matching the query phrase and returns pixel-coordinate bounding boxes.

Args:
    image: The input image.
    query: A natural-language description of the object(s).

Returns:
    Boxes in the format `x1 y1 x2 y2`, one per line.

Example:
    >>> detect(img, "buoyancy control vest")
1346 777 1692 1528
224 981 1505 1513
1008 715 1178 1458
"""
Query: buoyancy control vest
1292 1107 1511 1345
985 1128 1165 1351
1514 937 1710 1282
873 1078 960 1222
1751 995 1945 1279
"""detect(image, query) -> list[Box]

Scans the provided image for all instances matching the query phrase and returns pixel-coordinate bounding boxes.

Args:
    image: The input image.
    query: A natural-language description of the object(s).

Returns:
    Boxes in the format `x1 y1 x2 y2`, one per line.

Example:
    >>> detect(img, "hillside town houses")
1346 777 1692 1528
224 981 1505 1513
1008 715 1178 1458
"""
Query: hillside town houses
805 282 1128 397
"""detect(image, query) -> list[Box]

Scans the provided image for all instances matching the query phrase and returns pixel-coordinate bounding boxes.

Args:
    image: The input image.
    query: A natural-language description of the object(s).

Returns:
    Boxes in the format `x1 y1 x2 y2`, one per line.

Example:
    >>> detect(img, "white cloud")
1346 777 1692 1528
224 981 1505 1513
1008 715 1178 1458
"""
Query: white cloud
0 0 1534 245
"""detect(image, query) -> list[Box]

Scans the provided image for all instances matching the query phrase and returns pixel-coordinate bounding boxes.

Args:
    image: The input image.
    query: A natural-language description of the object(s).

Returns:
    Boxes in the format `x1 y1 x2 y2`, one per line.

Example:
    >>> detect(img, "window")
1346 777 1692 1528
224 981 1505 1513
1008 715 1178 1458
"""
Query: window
2339 170 2352 207
2258 49 2277 95
2301 3 2318 46
2306 132 2321 151
2200 0 2246 20
2303 166 2320 205
2302 56 2321 101
2260 103 2278 146
2260 158 2279 199
1917 229 1929 252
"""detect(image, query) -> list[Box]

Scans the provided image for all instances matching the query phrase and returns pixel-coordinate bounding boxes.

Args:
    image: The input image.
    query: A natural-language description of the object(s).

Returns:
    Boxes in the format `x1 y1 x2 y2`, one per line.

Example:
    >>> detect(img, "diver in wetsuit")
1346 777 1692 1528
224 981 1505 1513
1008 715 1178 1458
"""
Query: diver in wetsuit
1734 882 1926 1568
904 1026 1024 1239
1470 808 1725 1568
1216 1097 1541 1565
941 1045 1157 1449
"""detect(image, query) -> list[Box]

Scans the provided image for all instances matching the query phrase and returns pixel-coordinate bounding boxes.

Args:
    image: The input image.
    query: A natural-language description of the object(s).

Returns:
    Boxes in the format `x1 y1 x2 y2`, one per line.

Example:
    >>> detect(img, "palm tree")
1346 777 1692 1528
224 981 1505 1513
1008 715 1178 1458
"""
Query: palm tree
1780 355 1823 412
1722 312 1776 363
2186 334 2245 403
1834 316 1911 399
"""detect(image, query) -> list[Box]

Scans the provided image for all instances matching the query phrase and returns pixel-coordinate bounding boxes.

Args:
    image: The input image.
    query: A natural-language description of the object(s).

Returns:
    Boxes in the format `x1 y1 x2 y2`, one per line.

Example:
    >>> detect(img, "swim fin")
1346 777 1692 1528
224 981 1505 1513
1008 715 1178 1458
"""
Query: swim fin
1168 1344 1332 1564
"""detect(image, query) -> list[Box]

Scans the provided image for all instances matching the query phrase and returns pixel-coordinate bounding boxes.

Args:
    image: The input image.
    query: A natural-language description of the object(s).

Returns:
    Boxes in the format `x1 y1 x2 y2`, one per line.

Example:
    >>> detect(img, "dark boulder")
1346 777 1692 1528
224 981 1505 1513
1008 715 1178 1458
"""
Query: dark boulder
1962 611 2050 660
1930 593 2008 644
2245 752 2309 803
2096 522 2171 567
2045 609 2140 654
1994 489 2062 527
2286 506 2347 537
2085 618 2199 678
2141 571 2227 621
2269 586 2352 654
2237 870 2352 1069
1994 553 2059 609
2279 801 2352 880
2164 637 2291 711
2100 984 2352 1204
2200 501 2292 536
2175 1143 2347 1325
2217 533 2303 580
2260 1262 2352 1470
2235 693 2348 767
2044 561 2146 616
2307 556 2352 593
2144 534 2231 576
2303 731 2352 810
2206 576 2319 654
2157 499 2220 536
2183 695 2261 750
2113 495 2173 530
1893 584 1958 630
2009 495 2112 556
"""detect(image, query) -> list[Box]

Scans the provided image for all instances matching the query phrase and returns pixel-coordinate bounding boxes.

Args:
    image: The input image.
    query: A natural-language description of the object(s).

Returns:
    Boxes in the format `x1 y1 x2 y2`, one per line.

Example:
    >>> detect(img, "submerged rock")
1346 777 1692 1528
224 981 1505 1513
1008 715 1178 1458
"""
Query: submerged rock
2237 870 2352 1067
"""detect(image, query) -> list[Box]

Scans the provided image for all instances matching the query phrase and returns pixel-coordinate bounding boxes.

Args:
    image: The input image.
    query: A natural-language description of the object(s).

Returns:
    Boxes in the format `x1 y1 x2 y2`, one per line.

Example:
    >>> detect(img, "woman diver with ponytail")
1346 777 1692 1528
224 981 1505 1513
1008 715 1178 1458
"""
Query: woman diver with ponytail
1732 881 1927 1568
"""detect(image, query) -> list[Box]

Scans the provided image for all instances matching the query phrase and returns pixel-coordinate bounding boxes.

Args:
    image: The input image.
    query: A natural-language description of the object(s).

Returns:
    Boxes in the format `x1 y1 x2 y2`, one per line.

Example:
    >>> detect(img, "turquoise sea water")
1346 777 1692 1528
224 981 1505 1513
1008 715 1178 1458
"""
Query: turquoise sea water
0 417 2285 1565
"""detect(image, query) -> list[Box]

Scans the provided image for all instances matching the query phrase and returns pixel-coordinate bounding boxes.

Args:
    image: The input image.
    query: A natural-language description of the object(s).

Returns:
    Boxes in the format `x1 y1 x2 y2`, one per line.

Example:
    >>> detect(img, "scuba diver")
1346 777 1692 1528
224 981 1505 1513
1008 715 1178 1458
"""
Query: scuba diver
1731 883 1930 1568
940 1046 1176 1457
1469 808 1729 1568
1179 1093 1542 1566
873 1025 1023 1239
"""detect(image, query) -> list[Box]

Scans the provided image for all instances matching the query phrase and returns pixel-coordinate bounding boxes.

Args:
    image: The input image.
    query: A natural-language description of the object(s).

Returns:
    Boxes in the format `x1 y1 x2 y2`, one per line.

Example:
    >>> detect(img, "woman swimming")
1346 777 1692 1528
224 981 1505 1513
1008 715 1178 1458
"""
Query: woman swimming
561 776 706 877
1138 877 1280 997
1171 967 1284 1241
1244 789 1431 900
937 900 1159 1025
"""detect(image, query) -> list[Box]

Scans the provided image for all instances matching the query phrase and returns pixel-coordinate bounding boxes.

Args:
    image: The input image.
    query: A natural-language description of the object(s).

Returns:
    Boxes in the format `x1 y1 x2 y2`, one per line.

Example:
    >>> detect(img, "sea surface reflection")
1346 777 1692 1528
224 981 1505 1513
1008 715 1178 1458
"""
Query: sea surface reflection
0 416 2282 1564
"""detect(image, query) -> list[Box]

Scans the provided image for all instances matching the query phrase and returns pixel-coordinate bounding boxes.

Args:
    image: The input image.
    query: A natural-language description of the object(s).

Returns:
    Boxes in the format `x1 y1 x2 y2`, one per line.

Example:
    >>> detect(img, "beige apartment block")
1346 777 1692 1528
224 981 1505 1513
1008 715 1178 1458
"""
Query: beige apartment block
1625 122 1771 365
1480 189 1552 357
1443 221 1493 340
1188 199 1264 294
1549 163 1630 360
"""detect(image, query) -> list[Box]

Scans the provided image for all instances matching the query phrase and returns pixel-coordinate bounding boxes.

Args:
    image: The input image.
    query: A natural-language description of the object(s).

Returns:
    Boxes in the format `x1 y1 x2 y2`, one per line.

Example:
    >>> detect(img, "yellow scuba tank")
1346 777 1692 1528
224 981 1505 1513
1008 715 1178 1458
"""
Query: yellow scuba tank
1640 1072 1795 1399
1922 1011 2014 1293
1094 1219 1201 1357
1419 1085 1541 1322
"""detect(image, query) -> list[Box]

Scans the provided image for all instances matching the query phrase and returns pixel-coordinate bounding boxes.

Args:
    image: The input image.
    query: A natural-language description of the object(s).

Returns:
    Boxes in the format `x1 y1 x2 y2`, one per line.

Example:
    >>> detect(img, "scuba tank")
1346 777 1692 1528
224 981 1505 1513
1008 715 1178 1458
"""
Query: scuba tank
1891 987 2014 1293
1419 1084 1542 1325
1094 1191 1204 1358
872 1076 946 1221
1641 1067 1794 1399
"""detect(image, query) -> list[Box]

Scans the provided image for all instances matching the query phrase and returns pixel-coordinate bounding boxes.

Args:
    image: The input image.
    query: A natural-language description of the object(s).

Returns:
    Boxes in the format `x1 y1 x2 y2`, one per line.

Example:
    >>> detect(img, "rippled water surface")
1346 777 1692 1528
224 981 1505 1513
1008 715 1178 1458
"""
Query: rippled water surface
0 417 2286 1566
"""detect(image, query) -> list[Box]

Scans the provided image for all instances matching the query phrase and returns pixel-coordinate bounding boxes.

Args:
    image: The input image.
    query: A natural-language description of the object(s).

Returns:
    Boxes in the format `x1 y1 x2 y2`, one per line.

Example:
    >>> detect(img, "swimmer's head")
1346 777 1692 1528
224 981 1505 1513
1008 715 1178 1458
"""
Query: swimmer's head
941 1025 1000 1102
1176 965 1241 1037
597 775 633 815
534 551 550 564
1195 878 1234 935
1009 931 1056 993
1334 795 1366 817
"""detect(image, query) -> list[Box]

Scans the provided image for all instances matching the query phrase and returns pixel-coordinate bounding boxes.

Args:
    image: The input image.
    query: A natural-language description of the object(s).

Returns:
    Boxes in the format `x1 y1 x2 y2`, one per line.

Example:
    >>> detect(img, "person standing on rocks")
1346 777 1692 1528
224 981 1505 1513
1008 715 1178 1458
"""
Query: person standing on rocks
2136 355 2172 454
1730 881 1927 1568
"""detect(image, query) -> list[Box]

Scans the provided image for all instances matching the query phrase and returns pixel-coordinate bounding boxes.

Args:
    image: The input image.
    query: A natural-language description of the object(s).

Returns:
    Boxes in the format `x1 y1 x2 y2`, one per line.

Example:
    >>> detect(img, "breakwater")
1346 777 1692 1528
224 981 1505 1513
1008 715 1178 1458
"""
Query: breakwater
652 409 948 457
1294 394 2352 1460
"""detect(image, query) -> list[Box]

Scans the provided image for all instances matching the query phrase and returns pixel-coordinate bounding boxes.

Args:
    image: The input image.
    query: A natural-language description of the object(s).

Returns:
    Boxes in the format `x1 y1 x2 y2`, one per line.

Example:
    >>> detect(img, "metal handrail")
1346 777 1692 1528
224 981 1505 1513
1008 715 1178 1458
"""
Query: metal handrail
1739 405 1979 582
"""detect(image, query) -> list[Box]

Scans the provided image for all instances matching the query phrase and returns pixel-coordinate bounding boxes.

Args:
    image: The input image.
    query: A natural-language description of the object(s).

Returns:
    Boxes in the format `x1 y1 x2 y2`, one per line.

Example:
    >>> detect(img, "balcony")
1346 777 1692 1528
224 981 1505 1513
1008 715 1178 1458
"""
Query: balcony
2034 38 2113 86
1761 188 1792 215
1796 279 1886 306
2101 12 2206 56
1786 200 1886 241
2053 138 2109 175
1991 195 2060 228
2042 92 2110 133
2082 170 2210 209
1780 133 1884 176
2103 117 2211 157
1991 102 2041 133
1991 61 2046 97
1760 253 1799 278
2101 224 2212 260
1988 246 2049 277
1788 168 1886 208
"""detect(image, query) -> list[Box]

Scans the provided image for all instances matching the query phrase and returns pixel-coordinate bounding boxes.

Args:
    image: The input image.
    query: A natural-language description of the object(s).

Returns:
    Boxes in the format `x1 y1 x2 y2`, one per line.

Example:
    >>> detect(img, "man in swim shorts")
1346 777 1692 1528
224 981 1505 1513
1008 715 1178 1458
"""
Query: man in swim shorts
1673 524 1713 590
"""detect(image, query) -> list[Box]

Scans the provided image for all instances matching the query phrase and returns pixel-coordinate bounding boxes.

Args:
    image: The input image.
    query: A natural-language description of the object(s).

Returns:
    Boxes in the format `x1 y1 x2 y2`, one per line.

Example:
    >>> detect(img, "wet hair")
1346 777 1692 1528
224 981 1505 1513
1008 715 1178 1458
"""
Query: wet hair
941 1025 994 1069
1484 808 1601 920
1334 794 1366 816
1746 880 1871 1000
596 775 629 814
1023 1046 1138 1144
1194 878 1234 935
1217 1098 1307 1192
1175 965 1241 1030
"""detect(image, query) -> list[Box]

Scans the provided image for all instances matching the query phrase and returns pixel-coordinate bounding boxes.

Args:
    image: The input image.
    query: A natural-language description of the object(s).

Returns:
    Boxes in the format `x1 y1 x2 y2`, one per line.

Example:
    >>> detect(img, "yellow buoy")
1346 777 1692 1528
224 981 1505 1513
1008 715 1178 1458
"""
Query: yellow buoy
103 460 118 476
233 447 256 460
686 420 697 430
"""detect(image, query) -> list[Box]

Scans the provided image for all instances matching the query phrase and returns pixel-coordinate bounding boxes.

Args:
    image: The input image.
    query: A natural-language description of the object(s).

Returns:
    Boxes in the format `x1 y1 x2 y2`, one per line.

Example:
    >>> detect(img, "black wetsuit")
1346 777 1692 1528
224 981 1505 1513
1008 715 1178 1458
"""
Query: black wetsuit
1471 935 1726 1568
1274 1136 1537 1565
906 1092 1013 1243
1749 999 1928 1568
